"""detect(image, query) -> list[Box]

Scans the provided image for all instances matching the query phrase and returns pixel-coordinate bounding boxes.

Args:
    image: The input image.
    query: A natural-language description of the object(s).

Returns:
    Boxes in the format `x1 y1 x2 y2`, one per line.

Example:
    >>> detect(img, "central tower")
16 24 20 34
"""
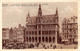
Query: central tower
37 4 42 23
36 4 43 43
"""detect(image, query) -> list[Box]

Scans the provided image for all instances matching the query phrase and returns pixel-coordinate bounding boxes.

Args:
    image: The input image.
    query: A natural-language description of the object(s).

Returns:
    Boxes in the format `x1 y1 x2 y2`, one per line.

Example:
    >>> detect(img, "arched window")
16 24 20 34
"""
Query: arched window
49 31 51 35
42 31 44 35
32 37 34 42
35 31 37 35
42 37 44 42
35 37 37 42
32 31 34 35
26 37 28 42
29 31 31 35
53 37 55 43
53 30 55 34
49 37 51 42
29 37 31 42
39 31 41 35
45 37 48 42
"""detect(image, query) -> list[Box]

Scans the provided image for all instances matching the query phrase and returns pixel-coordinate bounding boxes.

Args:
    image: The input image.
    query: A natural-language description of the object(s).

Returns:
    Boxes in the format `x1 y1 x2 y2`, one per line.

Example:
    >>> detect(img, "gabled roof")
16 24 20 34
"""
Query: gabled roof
27 16 37 24
42 14 56 23
62 16 78 24
27 14 57 24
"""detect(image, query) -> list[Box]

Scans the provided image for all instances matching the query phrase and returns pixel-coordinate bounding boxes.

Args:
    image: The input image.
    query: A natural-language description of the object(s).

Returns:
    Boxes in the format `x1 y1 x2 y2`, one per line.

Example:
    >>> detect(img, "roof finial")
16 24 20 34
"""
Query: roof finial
38 4 42 16
26 11 30 19
28 11 30 17
56 8 58 15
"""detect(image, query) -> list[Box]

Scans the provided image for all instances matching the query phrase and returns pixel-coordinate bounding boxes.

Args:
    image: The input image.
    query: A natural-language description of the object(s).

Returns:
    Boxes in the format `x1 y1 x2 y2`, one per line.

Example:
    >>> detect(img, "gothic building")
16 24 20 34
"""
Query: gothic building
24 5 59 44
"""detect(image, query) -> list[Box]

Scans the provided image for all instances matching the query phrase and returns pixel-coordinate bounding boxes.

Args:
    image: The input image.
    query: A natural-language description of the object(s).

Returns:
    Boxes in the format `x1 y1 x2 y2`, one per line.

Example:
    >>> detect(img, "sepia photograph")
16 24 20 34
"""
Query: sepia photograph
2 2 78 49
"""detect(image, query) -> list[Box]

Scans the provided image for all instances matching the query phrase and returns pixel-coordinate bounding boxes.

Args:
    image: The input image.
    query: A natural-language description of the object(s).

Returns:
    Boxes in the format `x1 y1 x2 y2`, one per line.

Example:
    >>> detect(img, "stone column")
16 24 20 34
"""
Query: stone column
37 25 38 43
55 29 57 44
48 30 49 43
30 31 32 42
41 25 42 43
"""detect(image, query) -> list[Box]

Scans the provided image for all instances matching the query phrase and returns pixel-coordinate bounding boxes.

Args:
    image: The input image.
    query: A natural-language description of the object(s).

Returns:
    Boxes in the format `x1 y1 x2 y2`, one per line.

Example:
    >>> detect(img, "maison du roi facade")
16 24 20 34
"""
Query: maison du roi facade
24 5 60 44
2 4 77 45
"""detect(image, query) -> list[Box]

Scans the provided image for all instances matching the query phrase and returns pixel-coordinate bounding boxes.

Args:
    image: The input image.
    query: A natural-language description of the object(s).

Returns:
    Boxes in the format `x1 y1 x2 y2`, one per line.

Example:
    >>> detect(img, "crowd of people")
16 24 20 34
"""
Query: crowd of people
2 41 77 49
2 41 57 49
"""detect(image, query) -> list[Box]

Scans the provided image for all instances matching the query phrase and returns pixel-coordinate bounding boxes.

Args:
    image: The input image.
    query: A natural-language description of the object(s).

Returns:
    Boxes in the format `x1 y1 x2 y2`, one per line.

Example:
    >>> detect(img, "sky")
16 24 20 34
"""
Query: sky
2 2 77 32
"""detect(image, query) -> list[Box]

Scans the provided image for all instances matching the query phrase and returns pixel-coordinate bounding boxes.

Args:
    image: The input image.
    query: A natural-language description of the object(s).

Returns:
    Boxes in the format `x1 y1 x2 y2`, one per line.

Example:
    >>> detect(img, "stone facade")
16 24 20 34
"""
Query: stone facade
16 24 25 43
9 24 25 43
62 16 78 44
24 5 59 44
2 28 9 44
13 27 17 41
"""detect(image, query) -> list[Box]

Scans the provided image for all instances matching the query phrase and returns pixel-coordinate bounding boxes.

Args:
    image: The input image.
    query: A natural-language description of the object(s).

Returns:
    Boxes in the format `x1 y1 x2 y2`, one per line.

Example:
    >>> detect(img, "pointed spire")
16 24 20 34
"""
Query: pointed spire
26 11 30 19
39 4 41 10
28 11 30 17
38 4 42 17
56 8 58 15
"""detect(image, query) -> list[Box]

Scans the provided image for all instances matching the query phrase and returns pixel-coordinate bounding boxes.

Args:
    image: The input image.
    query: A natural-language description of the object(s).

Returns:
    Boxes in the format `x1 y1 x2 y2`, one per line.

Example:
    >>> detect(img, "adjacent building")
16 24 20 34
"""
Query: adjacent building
62 16 78 44
8 24 25 43
16 24 25 43
12 27 18 42
24 5 59 44
2 28 9 44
